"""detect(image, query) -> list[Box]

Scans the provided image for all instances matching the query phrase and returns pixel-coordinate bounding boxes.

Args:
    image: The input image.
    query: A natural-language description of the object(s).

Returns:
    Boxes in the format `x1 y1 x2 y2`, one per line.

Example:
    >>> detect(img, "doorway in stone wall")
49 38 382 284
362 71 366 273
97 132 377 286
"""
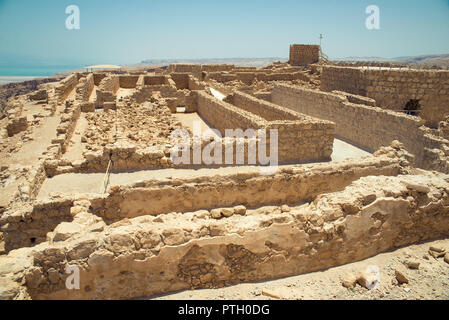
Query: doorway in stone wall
404 99 421 116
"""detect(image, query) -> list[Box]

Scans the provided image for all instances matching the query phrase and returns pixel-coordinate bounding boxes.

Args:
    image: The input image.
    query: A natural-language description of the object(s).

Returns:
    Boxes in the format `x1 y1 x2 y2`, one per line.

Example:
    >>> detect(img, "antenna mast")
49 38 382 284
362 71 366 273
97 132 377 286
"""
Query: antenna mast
319 33 329 62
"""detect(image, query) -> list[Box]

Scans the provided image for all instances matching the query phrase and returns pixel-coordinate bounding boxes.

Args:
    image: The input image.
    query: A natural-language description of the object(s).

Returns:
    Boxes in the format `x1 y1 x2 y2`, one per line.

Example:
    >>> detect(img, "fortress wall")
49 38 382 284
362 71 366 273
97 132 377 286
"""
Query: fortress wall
130 85 180 104
168 64 202 80
195 91 264 134
119 75 140 89
98 75 119 94
332 91 377 107
75 74 94 102
225 91 335 162
170 73 190 90
253 91 272 102
205 71 309 84
236 72 257 85
188 75 206 91
204 72 238 83
143 75 170 86
0 198 74 252
201 64 235 72
60 102 81 154
95 75 119 106
262 72 310 82
55 74 79 103
196 91 334 163
93 73 107 86
321 66 366 95
272 84 429 166
321 66 449 127
227 91 309 121
289 44 320 66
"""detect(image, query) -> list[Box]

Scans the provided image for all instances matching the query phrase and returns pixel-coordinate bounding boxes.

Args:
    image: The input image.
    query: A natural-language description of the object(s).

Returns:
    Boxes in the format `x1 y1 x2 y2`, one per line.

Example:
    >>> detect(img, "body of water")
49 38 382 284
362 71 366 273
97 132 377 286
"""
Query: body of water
0 64 84 85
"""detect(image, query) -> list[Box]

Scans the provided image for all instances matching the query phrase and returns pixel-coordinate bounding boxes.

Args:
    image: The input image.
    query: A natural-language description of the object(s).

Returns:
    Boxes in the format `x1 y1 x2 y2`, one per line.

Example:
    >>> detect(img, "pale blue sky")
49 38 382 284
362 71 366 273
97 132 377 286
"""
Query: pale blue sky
0 0 448 66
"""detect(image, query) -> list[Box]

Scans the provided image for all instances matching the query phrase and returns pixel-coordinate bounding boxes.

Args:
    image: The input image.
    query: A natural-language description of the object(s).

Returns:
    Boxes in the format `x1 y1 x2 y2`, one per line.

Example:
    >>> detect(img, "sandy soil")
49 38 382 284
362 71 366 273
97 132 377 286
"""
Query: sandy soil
174 112 220 137
116 88 135 100
63 114 88 162
153 238 449 300
4 116 60 166
210 88 226 100
331 139 371 162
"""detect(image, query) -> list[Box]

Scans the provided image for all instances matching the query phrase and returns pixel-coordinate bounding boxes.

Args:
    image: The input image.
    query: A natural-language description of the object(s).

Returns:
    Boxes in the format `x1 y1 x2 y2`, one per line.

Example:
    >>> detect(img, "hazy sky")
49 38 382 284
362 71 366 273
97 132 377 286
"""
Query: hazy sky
0 0 448 66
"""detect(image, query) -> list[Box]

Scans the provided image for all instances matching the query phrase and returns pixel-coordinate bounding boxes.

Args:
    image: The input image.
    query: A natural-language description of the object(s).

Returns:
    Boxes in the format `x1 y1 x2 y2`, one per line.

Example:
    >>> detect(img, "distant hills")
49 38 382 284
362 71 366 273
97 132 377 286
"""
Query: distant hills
139 57 286 67
139 54 449 68
335 54 449 67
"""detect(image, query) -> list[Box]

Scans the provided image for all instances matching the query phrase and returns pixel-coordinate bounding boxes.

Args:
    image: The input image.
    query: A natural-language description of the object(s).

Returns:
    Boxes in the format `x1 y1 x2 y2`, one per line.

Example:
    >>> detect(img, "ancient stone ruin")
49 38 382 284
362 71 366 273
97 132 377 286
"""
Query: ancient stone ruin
0 44 448 300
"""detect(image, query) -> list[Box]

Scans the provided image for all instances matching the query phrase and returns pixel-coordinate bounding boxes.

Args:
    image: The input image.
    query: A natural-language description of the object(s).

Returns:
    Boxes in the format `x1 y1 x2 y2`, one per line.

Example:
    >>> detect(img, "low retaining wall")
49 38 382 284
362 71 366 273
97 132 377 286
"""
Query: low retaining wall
16 163 448 300
0 198 73 252
91 147 405 222
0 146 407 252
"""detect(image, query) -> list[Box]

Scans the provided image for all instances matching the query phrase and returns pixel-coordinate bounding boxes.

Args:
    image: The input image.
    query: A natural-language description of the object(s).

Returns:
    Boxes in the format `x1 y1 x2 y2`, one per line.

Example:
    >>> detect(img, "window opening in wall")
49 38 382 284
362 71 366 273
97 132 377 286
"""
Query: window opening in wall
404 99 421 116
176 106 186 113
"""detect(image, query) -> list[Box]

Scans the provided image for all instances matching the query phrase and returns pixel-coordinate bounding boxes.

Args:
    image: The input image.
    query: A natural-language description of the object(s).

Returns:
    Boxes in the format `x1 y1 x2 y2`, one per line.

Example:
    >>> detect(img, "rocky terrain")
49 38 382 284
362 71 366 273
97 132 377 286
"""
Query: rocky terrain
0 78 61 117
155 239 449 300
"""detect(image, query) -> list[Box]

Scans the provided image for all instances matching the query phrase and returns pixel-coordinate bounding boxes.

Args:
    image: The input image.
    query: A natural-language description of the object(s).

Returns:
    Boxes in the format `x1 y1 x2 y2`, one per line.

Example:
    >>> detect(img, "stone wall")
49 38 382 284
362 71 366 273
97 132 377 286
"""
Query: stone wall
168 64 202 80
332 91 376 107
201 65 235 72
54 101 81 154
119 75 139 89
227 91 310 121
195 91 265 133
98 75 119 93
170 73 189 90
54 74 79 103
6 117 28 137
8 151 447 300
321 66 449 127
93 73 106 86
205 71 309 84
0 198 73 252
273 85 429 162
204 72 237 83
0 147 405 253
289 44 320 66
130 86 180 104
253 91 272 102
92 148 404 222
143 75 170 86
225 91 335 163
75 74 94 102
95 75 119 106
196 91 334 163
188 75 206 91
